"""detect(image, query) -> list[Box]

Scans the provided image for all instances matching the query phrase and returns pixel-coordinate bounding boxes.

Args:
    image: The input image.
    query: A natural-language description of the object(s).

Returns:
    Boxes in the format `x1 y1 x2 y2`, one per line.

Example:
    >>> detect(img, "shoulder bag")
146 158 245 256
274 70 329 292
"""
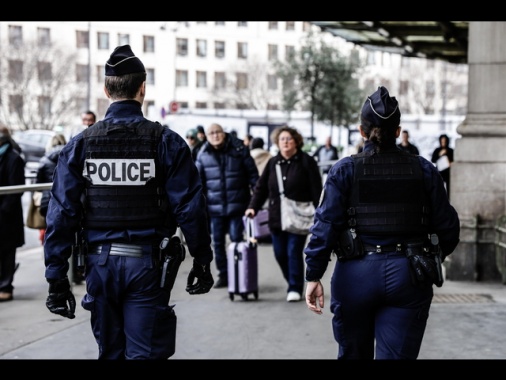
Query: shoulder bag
275 163 315 235
26 191 47 229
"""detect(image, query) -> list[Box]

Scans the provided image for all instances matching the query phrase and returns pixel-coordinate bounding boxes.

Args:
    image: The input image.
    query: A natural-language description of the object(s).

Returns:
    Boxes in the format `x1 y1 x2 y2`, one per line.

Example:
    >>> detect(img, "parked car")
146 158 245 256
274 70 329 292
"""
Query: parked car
13 129 59 181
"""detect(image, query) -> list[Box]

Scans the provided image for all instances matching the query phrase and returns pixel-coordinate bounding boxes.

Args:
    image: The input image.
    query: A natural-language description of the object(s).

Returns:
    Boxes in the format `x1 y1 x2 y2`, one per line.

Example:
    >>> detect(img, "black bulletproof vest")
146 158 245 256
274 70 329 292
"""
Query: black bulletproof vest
81 120 169 229
348 149 430 236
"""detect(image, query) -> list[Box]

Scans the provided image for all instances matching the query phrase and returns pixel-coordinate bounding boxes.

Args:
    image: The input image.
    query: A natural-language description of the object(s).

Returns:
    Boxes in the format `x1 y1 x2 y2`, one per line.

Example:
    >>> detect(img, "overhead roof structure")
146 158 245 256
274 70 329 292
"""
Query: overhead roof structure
310 21 469 65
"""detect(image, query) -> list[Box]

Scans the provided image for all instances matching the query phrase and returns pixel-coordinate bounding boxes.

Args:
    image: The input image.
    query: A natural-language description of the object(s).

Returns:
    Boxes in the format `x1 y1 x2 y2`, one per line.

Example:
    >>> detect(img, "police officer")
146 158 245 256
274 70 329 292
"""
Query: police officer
304 86 460 359
44 45 214 359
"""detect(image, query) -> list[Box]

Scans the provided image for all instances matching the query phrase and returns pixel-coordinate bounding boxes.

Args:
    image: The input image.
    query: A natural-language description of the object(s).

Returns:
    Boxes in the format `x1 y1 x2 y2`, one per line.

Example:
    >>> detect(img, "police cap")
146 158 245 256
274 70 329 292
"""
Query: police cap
361 86 401 128
105 45 145 77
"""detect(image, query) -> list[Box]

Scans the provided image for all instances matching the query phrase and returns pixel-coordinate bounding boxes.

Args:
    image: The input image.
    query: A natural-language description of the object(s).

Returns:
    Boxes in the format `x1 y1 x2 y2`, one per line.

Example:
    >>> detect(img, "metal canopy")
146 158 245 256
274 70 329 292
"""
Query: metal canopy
311 21 469 64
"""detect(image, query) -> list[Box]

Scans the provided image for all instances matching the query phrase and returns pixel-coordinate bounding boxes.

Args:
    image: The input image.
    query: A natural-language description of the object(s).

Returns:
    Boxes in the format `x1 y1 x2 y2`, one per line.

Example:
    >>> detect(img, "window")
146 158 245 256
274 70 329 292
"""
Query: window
146 68 155 85
144 100 155 116
285 45 295 60
8 60 23 81
118 33 129 46
38 96 51 117
76 64 89 83
215 41 225 58
214 72 226 89
426 80 435 96
9 95 23 115
302 22 311 32
76 30 89 48
8 25 22 46
214 102 226 109
268 22 278 30
399 80 409 95
37 27 51 47
238 22 248 27
286 22 295 31
196 39 207 57
143 35 155 53
237 42 248 59
196 71 207 88
215 22 225 26
96 65 105 83
38 62 52 81
179 101 188 109
267 74 278 90
176 70 188 87
195 102 207 109
177 38 188 56
236 72 248 90
268 44 278 61
267 103 279 110
97 32 109 50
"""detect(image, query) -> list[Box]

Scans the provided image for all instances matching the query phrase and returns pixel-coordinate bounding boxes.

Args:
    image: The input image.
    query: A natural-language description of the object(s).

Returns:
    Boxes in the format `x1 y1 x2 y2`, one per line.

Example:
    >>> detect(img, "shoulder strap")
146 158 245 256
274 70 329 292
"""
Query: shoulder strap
275 163 284 195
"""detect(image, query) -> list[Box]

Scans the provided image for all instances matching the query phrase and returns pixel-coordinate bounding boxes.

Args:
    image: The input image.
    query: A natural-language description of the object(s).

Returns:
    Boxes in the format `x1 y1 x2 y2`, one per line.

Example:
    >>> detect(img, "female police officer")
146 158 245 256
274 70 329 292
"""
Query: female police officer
304 86 460 359
43 45 214 359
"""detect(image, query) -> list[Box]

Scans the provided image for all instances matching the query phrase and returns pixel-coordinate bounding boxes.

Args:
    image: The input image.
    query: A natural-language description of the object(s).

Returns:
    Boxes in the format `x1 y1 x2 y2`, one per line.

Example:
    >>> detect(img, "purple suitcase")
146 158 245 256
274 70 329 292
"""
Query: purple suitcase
227 218 259 301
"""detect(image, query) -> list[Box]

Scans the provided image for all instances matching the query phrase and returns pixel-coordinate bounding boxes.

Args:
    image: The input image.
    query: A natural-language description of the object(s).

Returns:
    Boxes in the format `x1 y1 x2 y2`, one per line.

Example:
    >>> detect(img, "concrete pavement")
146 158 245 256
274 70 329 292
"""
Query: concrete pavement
1 242 506 360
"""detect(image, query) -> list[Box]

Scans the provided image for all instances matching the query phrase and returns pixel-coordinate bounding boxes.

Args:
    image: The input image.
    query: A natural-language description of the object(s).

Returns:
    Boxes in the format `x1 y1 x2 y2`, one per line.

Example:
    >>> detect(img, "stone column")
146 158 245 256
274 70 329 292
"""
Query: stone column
450 22 506 281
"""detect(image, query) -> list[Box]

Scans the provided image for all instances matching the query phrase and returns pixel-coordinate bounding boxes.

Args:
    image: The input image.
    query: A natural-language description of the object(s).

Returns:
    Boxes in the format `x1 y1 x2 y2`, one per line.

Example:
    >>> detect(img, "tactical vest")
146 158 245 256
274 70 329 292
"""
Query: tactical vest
348 149 430 236
81 120 169 229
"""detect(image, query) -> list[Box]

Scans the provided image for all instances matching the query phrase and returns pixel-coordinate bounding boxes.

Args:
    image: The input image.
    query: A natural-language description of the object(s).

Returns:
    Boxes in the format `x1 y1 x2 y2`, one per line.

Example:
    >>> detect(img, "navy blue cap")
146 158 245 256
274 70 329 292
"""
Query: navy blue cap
105 45 145 77
361 86 401 128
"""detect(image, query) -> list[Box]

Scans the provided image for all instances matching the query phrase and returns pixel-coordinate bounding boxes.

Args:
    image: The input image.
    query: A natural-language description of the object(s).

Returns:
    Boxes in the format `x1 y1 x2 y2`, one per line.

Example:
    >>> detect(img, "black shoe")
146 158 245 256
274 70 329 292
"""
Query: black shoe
214 277 228 289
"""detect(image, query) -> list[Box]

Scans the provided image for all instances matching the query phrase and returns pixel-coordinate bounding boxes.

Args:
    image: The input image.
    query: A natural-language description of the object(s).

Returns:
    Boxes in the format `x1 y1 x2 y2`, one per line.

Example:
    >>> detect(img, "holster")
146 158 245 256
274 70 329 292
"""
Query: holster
160 236 186 292
337 228 364 262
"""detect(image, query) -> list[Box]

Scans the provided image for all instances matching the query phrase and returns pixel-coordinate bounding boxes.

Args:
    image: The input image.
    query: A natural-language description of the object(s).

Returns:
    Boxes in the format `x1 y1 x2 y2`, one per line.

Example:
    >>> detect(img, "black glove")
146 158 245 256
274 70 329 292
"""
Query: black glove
186 260 214 295
46 277 76 319
406 251 442 289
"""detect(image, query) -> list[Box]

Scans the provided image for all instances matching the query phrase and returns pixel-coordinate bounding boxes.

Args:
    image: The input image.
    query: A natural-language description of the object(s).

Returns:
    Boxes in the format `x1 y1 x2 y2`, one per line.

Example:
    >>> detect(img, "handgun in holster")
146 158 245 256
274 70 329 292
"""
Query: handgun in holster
337 228 364 262
160 236 186 292
429 233 444 287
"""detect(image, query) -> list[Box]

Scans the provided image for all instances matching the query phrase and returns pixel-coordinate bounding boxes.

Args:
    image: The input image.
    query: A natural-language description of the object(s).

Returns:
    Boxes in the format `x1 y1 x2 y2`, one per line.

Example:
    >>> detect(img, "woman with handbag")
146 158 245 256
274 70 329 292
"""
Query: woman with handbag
245 126 322 302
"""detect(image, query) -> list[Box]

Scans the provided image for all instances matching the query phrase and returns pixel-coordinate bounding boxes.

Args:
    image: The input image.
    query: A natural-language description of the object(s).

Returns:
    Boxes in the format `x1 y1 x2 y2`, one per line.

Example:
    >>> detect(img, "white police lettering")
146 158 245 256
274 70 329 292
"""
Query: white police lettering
83 159 155 185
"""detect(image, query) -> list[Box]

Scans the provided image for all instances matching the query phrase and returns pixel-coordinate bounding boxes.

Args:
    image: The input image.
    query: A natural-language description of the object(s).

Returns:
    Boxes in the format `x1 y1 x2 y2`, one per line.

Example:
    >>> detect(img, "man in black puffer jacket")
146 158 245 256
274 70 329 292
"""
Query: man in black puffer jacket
195 123 259 288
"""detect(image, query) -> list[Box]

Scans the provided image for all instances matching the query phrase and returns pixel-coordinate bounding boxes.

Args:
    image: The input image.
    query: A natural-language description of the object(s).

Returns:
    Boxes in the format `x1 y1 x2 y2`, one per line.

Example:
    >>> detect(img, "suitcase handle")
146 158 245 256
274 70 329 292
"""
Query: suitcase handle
246 217 257 247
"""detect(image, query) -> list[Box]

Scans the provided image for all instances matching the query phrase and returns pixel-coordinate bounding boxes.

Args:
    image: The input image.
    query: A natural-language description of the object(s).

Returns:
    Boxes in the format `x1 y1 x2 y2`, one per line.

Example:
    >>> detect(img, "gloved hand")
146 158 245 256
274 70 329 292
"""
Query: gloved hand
406 251 442 289
186 260 214 295
46 277 76 319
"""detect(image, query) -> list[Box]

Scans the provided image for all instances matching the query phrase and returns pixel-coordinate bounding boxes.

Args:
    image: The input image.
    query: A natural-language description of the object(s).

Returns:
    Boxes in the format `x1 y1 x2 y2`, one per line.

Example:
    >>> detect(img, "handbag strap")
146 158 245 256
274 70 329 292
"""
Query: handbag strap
275 163 284 195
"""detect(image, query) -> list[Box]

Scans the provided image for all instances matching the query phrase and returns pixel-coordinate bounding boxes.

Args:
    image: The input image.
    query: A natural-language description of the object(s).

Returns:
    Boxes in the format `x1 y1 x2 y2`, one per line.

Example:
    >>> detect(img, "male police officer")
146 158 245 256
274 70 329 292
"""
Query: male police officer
44 45 214 359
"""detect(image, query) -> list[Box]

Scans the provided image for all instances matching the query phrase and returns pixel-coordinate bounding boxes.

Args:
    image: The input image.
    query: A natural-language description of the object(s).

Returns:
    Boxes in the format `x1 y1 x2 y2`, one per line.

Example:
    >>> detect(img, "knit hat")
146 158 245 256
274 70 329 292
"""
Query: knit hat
186 129 198 139
361 86 401 128
105 45 145 76
196 125 205 134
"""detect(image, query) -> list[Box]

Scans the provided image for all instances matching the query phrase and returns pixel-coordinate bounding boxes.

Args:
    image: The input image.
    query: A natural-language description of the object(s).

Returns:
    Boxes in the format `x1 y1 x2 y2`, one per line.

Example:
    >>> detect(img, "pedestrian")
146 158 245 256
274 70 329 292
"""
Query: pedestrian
304 86 460 359
312 136 339 174
195 123 259 289
249 137 272 176
69 110 97 139
35 133 67 246
0 125 25 302
397 129 420 155
431 133 454 198
196 125 206 143
185 128 203 161
43 45 214 359
246 126 322 302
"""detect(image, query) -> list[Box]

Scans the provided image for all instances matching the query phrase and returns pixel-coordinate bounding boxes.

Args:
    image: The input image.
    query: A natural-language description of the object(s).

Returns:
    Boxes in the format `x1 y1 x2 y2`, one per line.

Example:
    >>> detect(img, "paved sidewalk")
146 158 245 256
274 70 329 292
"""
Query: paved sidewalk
1 243 506 360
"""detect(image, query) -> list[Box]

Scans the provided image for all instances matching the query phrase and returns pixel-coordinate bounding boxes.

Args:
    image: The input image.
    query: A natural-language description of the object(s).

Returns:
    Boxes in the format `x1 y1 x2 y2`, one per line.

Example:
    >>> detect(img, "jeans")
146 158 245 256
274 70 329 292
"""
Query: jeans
270 230 308 294
210 215 245 278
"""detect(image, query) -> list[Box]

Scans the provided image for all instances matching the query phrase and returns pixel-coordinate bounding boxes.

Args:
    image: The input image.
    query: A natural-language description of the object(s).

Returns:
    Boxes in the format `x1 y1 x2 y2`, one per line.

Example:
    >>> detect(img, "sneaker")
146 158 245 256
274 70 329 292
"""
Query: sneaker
0 292 13 302
213 277 228 289
286 291 301 302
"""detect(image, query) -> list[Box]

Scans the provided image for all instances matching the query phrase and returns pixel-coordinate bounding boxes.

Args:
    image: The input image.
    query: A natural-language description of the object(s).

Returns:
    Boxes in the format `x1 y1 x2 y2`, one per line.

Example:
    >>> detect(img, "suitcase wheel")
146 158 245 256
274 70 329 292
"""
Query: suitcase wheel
241 293 248 301
254 291 258 300
229 293 234 301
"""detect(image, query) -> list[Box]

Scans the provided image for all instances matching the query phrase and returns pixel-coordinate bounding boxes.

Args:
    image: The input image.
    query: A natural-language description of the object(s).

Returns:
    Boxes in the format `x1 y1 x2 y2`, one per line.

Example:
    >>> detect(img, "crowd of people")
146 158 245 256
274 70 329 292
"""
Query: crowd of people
1 44 460 361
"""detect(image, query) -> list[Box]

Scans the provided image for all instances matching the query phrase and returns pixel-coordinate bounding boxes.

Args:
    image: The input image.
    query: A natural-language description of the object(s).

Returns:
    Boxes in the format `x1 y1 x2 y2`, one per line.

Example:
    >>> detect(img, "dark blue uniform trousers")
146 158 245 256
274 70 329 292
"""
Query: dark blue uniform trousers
330 251 433 359
81 248 176 359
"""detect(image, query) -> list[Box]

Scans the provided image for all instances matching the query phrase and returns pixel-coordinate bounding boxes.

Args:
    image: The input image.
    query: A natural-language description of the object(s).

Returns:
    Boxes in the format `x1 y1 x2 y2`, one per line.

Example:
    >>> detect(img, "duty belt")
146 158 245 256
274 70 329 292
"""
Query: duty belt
88 243 146 258
363 243 404 253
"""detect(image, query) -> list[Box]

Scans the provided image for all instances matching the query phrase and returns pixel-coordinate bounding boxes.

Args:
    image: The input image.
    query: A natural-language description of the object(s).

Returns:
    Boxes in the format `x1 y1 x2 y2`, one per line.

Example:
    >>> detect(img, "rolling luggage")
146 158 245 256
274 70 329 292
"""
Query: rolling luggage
227 218 259 301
